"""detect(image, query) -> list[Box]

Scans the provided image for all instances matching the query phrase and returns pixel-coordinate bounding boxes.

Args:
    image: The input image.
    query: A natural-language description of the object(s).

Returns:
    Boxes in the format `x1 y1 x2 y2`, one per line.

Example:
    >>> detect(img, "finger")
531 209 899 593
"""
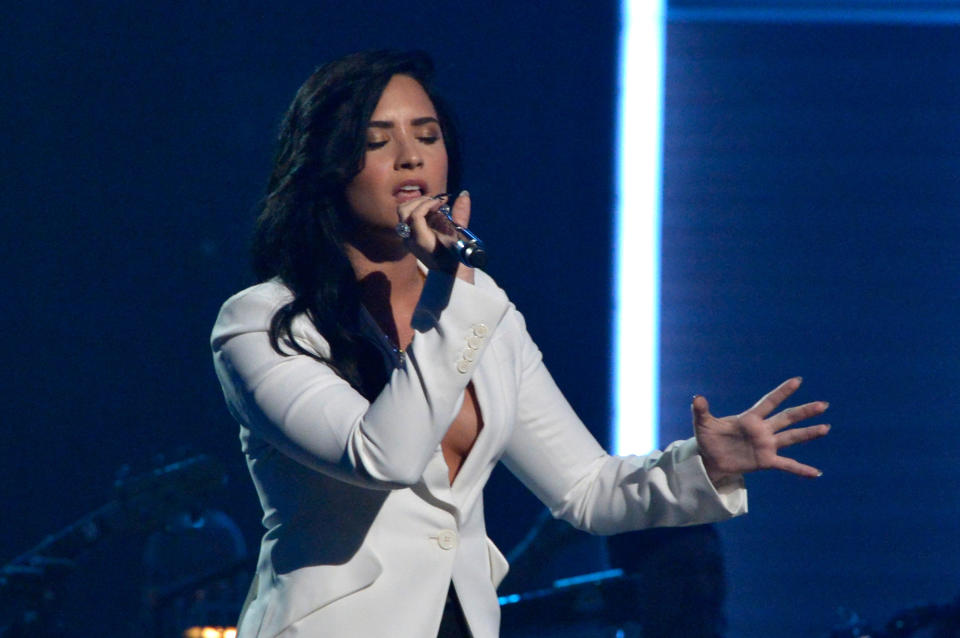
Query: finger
398 195 440 223
767 401 830 432
769 455 823 478
690 394 712 426
425 208 457 243
746 377 803 419
404 197 445 248
774 424 831 448
450 189 471 228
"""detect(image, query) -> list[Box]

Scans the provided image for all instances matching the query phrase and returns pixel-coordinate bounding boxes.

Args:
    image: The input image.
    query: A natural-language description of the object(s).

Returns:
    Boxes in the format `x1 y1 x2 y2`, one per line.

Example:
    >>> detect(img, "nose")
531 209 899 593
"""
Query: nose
394 135 423 170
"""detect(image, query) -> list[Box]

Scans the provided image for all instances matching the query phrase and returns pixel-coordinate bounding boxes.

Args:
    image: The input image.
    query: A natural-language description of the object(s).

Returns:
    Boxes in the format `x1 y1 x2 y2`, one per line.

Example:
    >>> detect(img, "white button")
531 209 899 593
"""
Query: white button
467 335 482 349
461 348 475 362
456 360 470 373
472 323 489 337
437 529 458 550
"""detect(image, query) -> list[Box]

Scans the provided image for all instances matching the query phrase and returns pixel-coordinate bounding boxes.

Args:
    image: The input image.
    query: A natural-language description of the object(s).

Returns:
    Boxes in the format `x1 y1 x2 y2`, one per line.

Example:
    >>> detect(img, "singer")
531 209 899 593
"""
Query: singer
210 50 830 638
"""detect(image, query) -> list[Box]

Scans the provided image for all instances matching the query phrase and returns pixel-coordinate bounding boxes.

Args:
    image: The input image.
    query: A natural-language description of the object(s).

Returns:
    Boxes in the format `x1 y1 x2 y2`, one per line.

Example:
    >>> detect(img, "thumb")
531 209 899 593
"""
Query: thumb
691 394 712 425
451 189 471 228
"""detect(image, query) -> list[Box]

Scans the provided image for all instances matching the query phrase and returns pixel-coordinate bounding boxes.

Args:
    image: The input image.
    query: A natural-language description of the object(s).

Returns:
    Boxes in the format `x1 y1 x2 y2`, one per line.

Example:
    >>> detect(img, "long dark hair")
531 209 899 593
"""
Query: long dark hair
251 50 461 398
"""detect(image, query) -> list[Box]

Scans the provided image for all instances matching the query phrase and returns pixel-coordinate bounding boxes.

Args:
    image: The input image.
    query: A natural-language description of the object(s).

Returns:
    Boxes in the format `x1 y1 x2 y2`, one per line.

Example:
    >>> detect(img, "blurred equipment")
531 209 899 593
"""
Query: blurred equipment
499 568 644 638
829 595 960 637
182 625 237 638
0 455 226 638
606 524 726 638
143 509 248 638
499 508 727 637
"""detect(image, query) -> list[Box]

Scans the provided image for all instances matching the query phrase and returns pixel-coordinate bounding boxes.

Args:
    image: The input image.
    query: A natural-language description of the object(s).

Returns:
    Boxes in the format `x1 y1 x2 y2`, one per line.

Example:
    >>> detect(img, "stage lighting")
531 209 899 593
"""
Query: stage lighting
614 0 665 455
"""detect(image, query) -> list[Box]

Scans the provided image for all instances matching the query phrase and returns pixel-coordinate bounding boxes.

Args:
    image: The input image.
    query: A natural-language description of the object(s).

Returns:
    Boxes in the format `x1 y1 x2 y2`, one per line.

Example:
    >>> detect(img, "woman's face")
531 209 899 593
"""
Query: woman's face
344 74 448 233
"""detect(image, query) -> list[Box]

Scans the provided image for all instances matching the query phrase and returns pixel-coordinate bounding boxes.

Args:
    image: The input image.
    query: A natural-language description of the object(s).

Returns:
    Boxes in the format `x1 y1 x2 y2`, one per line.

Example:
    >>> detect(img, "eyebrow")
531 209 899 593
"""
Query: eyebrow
368 116 440 128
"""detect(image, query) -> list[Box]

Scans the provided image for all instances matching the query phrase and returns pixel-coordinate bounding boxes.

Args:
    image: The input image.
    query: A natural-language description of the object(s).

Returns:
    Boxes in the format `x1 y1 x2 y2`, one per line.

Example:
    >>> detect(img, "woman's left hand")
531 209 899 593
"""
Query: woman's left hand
692 377 830 485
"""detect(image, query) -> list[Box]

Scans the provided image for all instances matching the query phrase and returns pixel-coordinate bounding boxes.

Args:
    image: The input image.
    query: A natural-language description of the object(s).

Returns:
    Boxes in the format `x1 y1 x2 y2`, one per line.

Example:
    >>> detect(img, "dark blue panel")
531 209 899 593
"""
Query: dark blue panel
670 0 960 23
660 20 960 637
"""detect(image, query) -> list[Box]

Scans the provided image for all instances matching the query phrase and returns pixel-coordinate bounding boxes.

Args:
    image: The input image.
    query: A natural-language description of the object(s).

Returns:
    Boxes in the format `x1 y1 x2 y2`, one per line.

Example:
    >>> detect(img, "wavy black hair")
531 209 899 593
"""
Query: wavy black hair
251 50 462 397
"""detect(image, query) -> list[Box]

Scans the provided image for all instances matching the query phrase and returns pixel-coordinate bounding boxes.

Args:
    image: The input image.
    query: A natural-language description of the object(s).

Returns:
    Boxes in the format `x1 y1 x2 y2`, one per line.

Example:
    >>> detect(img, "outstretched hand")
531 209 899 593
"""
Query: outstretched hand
692 377 830 485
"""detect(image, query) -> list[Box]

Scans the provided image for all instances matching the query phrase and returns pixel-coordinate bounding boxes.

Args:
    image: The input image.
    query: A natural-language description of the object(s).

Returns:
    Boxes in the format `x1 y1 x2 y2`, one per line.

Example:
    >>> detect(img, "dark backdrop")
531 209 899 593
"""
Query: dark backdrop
659 18 960 636
3 3 958 637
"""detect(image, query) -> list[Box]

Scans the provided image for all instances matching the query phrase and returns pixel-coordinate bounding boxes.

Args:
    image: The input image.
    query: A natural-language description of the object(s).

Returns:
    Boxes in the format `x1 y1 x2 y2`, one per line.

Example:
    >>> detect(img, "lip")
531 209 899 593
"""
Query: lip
393 179 429 202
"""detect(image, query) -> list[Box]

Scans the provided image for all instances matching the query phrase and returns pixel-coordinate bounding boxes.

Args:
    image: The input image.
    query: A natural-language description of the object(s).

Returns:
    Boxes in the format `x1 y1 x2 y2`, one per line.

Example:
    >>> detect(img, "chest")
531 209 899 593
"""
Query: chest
440 382 483 484
366 303 520 485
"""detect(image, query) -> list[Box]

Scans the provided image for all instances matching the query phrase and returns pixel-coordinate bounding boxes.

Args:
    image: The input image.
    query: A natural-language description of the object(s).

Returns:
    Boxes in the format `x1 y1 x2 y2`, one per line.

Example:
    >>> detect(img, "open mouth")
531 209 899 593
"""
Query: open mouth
394 180 428 202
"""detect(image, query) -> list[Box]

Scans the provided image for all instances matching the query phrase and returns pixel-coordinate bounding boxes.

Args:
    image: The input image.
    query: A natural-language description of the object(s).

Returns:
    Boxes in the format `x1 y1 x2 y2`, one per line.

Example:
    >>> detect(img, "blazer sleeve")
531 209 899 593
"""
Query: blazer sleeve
500 307 747 535
210 272 510 489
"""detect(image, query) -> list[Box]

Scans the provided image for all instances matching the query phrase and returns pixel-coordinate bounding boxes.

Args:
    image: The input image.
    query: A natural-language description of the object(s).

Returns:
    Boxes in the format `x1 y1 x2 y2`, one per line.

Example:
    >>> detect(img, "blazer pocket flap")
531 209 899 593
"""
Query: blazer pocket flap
258 547 382 637
485 537 510 589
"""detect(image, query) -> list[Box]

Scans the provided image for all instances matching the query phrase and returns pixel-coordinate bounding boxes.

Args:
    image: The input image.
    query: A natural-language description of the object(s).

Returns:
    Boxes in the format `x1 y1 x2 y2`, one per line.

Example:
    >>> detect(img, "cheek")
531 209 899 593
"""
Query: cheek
434 149 450 189
345 164 384 211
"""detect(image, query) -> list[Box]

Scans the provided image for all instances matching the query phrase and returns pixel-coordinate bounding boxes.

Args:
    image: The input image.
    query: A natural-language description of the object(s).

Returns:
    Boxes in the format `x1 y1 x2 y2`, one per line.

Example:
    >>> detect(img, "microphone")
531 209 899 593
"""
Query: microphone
439 204 487 268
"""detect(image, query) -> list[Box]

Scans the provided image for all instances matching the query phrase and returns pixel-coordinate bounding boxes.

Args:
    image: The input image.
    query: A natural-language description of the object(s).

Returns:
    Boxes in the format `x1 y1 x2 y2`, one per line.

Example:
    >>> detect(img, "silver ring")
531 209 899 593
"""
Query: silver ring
395 221 411 239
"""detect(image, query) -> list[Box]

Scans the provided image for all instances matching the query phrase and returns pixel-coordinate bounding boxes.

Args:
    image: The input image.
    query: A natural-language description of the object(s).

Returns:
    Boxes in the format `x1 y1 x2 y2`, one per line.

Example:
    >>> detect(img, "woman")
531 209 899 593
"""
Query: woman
211 50 829 638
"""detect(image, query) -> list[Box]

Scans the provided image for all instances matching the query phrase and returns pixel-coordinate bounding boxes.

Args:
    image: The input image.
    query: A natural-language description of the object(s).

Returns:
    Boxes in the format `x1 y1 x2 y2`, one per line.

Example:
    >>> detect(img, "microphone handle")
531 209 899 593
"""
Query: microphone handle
439 205 487 268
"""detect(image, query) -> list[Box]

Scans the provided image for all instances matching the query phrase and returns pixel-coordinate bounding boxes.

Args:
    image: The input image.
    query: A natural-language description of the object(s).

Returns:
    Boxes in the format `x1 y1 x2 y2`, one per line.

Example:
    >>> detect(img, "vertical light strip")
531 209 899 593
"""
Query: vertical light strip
614 0 665 455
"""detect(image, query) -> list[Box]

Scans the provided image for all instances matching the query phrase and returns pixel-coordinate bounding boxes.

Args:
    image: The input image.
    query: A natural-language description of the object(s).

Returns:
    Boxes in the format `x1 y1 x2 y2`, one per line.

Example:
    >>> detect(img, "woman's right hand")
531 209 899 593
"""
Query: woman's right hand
399 190 474 283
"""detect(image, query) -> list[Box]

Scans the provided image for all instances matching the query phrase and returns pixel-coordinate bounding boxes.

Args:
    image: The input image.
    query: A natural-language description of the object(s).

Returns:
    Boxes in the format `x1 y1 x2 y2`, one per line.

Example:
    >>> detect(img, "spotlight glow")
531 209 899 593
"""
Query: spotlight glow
613 0 665 455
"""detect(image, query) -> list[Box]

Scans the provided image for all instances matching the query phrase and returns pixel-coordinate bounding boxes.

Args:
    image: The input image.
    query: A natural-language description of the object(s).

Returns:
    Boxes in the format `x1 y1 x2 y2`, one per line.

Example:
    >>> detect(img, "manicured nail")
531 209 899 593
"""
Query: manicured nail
431 192 450 200
822 401 830 409
816 471 823 477
794 376 803 383
458 189 470 197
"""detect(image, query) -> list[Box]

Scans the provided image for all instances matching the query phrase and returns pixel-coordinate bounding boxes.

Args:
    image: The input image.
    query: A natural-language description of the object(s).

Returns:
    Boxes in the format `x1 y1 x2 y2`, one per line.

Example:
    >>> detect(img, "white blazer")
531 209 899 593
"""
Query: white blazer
211 268 747 638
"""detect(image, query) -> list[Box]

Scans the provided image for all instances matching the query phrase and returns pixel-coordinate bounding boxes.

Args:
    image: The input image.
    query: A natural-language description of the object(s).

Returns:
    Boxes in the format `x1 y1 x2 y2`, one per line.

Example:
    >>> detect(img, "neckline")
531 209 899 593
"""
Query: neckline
359 305 408 367
357 262 428 366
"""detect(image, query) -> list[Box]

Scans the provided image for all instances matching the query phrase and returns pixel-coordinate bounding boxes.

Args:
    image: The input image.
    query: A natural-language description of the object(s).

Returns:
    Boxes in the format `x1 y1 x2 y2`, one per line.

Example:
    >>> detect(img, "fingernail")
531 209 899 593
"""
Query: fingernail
458 189 469 197
816 470 823 477
431 192 450 200
794 376 803 383
822 401 830 409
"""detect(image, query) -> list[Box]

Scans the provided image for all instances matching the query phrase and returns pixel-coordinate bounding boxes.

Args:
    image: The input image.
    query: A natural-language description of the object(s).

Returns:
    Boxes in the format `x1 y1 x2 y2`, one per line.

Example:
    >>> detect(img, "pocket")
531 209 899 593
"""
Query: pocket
257 546 382 637
485 537 510 588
